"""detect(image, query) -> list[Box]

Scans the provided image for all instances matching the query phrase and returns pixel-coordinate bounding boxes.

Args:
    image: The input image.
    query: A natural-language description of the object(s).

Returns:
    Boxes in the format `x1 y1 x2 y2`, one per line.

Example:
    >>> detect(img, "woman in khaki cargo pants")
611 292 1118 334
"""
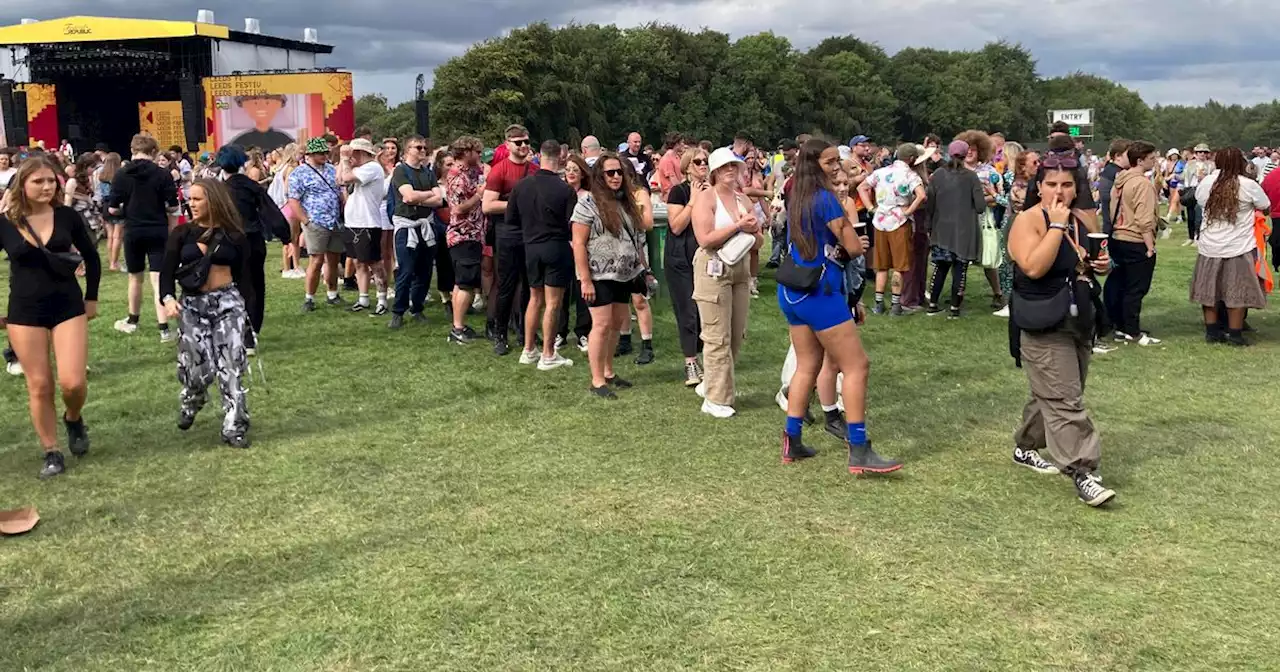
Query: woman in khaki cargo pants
689 148 763 419
1007 142 1117 508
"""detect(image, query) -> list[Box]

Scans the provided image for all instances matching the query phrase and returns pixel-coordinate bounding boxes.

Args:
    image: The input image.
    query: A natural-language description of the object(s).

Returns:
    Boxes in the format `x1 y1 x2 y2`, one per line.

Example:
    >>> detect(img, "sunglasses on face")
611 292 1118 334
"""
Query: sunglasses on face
408 145 427 152
511 138 531 147
1041 151 1079 170
603 169 624 177
691 159 707 166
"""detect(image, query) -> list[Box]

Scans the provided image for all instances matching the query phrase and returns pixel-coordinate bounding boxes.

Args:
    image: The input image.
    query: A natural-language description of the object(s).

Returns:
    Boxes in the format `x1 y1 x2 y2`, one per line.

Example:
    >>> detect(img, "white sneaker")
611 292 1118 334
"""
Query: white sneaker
537 354 573 371
160 330 176 344
993 305 1010 318
701 398 735 419
114 319 138 334
1180 239 1195 247
472 294 486 311
1092 343 1117 355
6 361 22 376
519 349 539 365
696 381 708 399
1137 333 1162 346
577 336 589 352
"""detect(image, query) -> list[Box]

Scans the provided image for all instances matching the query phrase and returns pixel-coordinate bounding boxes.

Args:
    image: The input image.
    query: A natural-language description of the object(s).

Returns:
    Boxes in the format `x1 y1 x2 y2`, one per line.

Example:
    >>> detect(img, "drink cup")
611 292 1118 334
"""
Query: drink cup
1086 232 1108 259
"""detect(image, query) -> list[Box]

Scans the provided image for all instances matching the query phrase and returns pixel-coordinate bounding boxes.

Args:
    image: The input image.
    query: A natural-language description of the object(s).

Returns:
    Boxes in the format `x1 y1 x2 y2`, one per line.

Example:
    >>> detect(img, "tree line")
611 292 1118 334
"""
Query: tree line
353 22 1280 152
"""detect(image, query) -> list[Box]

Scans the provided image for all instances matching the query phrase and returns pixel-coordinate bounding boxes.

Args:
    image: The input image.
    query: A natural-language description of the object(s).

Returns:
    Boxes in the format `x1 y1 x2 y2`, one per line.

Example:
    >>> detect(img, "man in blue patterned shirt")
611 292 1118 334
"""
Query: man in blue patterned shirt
287 137 345 312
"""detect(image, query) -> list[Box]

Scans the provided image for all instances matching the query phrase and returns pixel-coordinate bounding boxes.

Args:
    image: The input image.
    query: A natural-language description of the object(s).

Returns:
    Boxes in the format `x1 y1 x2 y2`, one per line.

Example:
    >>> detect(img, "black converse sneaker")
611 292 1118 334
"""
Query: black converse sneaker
1073 472 1116 507
1012 447 1059 474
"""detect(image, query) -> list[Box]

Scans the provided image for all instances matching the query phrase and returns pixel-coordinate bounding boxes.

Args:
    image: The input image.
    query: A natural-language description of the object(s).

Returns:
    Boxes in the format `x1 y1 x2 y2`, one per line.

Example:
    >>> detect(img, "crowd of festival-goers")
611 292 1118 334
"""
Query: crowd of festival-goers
2 119 1276 507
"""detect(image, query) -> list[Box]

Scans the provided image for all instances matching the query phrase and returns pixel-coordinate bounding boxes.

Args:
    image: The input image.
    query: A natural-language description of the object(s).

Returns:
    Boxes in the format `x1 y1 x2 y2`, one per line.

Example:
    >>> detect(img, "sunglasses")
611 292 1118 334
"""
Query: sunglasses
1041 152 1079 170
691 159 708 166
511 139 531 147
603 169 624 177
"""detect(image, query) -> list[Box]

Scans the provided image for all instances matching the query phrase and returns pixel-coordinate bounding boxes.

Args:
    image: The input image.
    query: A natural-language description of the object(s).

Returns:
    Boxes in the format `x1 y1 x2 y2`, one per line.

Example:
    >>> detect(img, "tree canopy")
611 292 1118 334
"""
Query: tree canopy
351 22 1280 152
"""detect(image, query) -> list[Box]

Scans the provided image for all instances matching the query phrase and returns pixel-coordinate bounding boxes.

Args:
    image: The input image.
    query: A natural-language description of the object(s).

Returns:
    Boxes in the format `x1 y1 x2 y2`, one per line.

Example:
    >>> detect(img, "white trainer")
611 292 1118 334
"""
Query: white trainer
113 319 138 334
701 399 735 419
519 349 539 365
537 354 573 371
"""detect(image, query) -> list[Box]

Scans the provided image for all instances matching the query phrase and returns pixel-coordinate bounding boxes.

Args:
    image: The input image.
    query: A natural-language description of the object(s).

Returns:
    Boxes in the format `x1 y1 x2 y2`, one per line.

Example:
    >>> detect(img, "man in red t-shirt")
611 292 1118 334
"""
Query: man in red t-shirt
656 132 687 201
482 124 537 354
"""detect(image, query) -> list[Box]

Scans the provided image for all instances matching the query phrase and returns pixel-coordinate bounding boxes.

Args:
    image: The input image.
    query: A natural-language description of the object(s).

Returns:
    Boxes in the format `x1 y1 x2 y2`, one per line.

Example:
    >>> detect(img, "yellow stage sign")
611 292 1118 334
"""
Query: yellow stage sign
138 101 186 151
0 15 228 45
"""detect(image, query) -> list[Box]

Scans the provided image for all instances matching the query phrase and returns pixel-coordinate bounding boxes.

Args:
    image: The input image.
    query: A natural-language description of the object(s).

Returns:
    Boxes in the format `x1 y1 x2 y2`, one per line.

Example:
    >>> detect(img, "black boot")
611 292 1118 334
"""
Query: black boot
1205 323 1226 344
847 441 903 475
781 432 817 464
635 340 654 365
615 333 634 356
823 409 845 440
1225 328 1249 347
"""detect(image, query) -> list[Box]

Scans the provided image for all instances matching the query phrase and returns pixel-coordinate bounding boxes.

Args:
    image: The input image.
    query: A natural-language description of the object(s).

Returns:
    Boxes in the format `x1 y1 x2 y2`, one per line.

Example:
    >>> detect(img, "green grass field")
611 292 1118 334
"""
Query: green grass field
2 238 1278 671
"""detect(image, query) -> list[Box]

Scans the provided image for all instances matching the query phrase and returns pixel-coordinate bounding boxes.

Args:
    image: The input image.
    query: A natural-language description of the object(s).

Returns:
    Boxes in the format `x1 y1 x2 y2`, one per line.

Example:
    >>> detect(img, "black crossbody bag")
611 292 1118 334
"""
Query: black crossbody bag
1010 213 1080 333
17 215 82 278
775 252 825 293
174 230 224 293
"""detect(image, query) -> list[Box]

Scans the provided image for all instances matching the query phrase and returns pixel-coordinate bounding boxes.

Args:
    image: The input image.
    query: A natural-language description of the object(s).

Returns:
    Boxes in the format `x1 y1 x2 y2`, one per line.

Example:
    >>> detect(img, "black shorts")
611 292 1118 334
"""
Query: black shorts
6 287 86 329
350 228 383 263
525 241 573 289
587 278 638 308
450 241 483 290
124 228 168 274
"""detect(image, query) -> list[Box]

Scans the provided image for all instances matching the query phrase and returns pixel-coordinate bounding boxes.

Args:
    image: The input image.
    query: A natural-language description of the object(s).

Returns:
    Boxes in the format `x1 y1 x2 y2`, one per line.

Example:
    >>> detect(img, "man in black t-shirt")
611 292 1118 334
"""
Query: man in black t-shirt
387 135 445 329
506 140 577 369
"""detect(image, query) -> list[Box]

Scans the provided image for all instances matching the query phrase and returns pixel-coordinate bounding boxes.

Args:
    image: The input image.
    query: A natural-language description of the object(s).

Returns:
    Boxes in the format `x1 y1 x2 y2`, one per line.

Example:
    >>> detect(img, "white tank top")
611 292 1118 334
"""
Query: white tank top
714 192 742 230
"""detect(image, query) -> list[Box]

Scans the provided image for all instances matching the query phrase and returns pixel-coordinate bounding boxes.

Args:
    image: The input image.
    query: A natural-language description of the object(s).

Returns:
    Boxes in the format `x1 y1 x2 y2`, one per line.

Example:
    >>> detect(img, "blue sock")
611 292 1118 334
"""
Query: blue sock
785 416 804 438
847 421 867 445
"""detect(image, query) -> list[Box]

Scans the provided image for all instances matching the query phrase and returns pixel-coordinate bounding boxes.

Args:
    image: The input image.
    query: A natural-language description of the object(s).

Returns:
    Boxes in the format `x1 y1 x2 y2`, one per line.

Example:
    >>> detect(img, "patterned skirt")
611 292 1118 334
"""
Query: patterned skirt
1189 252 1266 309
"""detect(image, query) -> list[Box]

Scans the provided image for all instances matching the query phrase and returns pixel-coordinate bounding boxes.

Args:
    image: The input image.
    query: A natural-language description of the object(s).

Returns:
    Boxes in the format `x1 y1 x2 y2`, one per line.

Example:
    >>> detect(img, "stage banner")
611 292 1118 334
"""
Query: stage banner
202 72 354 155
17 83 58 149
138 101 186 151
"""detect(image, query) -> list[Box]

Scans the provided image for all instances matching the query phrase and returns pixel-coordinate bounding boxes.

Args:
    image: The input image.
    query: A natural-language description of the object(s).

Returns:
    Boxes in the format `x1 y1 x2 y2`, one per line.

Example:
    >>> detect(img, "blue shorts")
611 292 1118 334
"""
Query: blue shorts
777 284 852 332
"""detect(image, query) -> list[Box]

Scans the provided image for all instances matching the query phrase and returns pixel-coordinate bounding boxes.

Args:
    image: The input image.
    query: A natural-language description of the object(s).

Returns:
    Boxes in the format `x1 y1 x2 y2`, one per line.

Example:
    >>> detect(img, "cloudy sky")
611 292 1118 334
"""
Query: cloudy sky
2 0 1277 107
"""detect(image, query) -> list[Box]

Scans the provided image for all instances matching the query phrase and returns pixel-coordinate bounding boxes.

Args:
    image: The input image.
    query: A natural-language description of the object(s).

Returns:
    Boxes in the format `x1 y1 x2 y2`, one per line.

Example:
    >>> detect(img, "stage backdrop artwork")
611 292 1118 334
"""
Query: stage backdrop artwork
138 101 186 151
202 73 353 155
18 83 58 148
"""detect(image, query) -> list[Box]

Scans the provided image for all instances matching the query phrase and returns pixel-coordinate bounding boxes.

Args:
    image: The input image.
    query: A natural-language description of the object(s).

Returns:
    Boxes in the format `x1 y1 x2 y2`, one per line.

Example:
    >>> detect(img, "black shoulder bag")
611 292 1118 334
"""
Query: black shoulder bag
174 230 224 293
1010 213 1078 333
776 253 825 293
17 215 82 278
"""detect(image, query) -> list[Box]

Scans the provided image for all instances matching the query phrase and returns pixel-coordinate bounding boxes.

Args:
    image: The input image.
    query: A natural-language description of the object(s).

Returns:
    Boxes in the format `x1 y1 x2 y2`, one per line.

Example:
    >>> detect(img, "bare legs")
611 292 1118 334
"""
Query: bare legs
8 318 89 453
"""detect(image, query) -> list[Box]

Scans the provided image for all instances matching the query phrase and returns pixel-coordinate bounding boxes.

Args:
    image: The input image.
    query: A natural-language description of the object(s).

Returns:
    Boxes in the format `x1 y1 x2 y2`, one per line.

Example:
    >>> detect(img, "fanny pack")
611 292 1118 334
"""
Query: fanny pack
174 231 223 293
18 215 82 278
776 254 825 294
1011 283 1073 333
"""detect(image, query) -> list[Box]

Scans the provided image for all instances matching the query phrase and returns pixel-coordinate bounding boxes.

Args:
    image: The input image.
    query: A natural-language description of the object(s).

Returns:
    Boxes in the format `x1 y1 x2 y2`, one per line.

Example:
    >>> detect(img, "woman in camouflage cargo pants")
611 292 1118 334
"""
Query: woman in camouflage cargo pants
160 178 254 448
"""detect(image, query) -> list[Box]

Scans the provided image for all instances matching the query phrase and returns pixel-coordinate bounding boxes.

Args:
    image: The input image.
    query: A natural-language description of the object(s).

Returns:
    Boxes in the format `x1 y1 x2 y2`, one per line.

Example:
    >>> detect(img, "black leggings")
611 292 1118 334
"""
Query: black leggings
1186 203 1201 241
929 259 969 309
556 276 592 342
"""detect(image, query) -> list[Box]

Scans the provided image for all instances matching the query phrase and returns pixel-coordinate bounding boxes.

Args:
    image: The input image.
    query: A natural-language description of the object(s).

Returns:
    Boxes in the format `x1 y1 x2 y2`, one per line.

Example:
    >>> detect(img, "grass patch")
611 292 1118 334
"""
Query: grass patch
2 238 1278 670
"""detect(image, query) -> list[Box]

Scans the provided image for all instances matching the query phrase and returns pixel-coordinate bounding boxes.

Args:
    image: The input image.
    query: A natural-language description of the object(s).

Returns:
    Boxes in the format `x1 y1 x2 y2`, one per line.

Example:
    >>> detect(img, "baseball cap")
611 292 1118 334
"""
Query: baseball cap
849 135 870 147
948 140 970 158
895 143 920 164
1167 148 1180 157
1194 143 1211 152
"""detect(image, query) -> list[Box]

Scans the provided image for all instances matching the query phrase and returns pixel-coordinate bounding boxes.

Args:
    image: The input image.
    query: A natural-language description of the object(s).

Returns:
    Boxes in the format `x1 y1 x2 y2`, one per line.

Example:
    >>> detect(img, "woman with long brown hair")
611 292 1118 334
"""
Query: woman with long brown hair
0 156 101 478
64 153 102 241
571 152 647 398
777 139 900 473
1193 146 1270 345
159 178 256 448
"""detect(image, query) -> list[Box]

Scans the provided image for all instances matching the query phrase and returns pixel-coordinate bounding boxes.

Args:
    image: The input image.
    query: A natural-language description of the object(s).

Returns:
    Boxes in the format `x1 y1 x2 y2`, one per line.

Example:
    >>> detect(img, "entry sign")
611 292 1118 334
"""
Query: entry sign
1052 109 1092 125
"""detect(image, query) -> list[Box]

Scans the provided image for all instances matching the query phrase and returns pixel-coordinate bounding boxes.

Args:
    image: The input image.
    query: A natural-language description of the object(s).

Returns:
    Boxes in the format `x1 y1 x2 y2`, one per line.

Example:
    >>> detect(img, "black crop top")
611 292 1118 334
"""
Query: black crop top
159 222 254 305
0 206 102 302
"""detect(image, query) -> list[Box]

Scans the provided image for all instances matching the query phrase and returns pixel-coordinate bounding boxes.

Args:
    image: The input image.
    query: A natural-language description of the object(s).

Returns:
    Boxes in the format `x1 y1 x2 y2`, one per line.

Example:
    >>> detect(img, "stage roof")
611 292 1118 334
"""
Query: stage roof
0 15 333 53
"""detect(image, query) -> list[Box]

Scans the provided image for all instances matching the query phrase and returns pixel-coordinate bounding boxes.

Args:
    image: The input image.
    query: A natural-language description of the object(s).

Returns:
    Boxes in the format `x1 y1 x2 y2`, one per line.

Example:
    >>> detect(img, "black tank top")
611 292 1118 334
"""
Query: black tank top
1012 209 1084 300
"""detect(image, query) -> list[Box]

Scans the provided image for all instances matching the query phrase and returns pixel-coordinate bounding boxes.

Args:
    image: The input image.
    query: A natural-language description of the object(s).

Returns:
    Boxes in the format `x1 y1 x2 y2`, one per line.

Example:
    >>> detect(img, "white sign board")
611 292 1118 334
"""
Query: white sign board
1051 109 1092 125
